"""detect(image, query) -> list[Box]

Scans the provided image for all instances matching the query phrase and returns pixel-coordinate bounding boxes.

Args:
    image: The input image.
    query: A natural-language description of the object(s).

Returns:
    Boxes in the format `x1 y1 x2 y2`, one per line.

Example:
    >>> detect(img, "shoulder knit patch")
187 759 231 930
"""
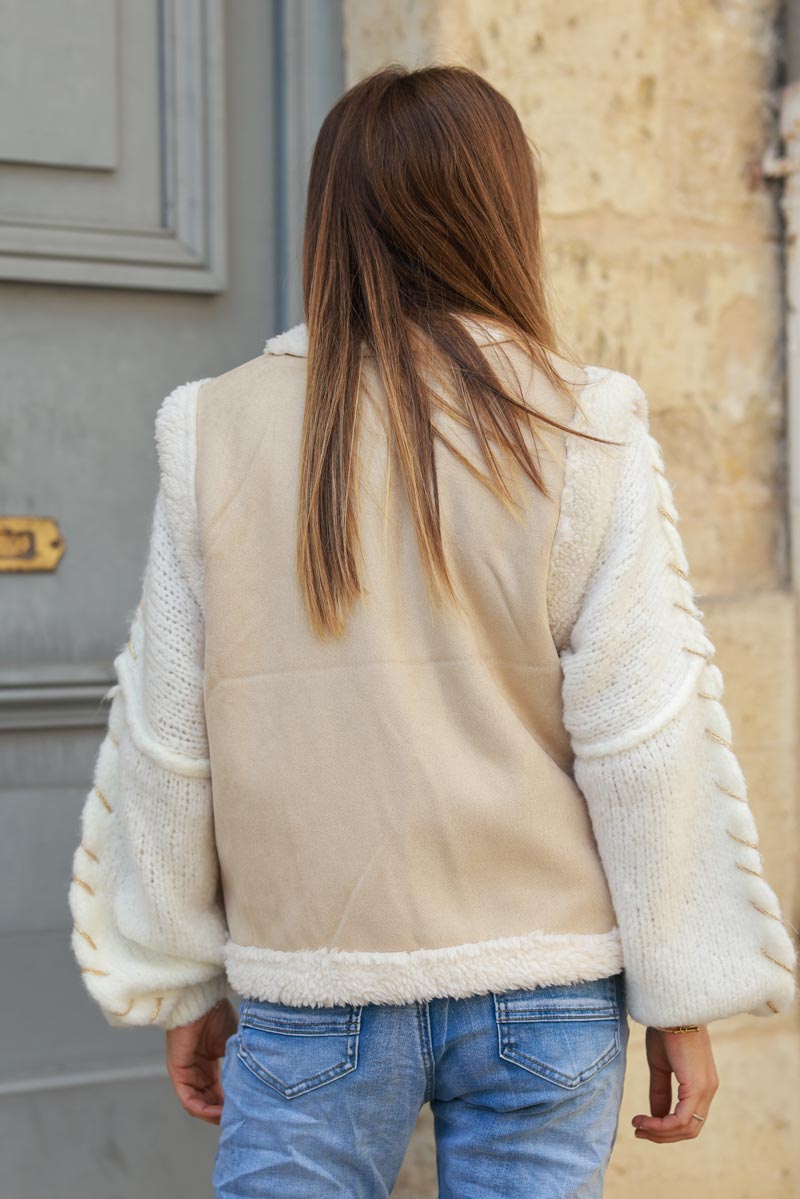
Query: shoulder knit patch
153 379 209 611
547 365 647 652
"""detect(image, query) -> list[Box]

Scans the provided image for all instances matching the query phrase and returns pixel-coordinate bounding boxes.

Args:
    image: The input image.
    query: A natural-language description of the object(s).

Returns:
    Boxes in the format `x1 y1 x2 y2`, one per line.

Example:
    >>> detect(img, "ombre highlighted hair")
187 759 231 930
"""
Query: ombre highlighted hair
298 63 616 638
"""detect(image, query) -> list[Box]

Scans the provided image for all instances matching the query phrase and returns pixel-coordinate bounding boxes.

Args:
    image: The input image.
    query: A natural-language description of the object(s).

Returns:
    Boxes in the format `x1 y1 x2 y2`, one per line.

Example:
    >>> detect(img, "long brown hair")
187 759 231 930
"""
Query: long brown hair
298 63 620 638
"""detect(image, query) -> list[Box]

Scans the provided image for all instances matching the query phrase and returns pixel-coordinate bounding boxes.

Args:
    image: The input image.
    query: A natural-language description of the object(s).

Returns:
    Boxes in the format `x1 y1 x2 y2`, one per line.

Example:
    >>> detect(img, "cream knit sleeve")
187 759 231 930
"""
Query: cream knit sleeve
68 380 229 1030
549 368 799 1029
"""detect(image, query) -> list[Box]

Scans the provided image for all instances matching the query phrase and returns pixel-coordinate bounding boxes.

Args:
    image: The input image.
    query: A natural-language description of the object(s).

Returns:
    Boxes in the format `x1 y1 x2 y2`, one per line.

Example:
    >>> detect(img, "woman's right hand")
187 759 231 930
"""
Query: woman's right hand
631 1025 719 1143
165 997 238 1125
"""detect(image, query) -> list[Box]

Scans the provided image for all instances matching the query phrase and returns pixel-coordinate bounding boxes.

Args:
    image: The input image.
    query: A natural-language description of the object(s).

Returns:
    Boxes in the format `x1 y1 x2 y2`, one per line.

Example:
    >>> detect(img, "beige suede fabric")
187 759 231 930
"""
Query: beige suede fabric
195 330 618 955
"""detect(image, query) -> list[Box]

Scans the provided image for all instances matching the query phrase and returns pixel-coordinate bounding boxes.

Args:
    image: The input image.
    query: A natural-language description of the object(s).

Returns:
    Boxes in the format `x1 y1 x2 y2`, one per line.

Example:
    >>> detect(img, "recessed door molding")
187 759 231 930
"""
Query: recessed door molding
0 0 227 292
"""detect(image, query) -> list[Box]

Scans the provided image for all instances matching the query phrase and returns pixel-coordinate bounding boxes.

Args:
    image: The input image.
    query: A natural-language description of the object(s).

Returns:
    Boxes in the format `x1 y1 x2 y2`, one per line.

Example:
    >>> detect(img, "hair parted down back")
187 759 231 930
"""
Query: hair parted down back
298 62 621 639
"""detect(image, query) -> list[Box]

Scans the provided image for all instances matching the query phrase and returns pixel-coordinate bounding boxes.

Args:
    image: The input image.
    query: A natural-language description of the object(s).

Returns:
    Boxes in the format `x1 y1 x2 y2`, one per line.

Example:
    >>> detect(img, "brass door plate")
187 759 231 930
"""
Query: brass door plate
0 517 65 572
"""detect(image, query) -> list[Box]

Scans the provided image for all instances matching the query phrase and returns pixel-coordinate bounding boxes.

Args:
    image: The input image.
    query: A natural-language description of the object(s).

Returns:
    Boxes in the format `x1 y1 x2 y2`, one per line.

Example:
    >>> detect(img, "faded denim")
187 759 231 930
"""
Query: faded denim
213 970 629 1198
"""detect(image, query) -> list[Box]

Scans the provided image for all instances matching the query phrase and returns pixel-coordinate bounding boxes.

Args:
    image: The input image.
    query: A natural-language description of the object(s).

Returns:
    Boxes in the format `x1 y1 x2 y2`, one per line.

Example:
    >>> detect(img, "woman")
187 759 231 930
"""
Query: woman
69 63 797 1197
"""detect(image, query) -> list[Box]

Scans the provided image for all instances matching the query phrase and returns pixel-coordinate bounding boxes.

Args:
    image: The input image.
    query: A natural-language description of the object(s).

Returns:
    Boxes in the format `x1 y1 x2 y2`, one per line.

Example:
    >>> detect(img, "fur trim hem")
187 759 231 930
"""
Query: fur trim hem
224 927 624 1007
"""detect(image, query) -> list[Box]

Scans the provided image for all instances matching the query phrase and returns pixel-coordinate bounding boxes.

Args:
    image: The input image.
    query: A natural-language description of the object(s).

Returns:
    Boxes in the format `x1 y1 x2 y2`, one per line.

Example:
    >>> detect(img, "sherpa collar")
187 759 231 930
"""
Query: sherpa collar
262 317 514 358
261 320 649 426
263 322 308 357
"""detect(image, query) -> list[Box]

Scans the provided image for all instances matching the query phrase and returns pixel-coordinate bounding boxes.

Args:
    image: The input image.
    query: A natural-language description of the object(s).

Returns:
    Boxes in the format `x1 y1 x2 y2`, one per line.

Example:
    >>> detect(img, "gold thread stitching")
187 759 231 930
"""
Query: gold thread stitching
715 780 748 803
652 464 666 477
697 690 720 701
95 786 113 813
750 900 783 923
594 377 777 1000
149 997 164 1024
761 948 795 975
127 638 137 660
674 601 699 617
684 646 712 660
71 874 95 896
736 862 763 878
80 843 99 863
81 967 109 977
669 562 690 580
727 830 759 850
73 923 98 950
658 506 677 526
705 727 733 750
110 999 134 1018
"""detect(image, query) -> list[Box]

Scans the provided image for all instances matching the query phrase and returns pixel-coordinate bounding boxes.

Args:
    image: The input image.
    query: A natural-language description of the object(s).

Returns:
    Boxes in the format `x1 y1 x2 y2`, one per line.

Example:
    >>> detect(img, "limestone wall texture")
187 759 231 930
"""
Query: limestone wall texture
342 2 799 1195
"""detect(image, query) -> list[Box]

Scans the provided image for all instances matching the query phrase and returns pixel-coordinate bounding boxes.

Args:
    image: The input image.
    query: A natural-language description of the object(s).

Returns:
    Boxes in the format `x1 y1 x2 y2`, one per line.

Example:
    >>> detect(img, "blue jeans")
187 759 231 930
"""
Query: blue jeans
213 970 629 1198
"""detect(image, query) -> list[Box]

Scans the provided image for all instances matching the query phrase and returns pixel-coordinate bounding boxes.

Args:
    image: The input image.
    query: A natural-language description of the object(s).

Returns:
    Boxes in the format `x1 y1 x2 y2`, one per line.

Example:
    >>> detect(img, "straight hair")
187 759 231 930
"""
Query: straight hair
298 63 620 638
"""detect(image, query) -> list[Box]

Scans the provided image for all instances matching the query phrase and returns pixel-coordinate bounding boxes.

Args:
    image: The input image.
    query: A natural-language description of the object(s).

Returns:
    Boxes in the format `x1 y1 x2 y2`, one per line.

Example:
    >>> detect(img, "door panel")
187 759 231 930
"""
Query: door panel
0 0 225 290
0 1 344 1194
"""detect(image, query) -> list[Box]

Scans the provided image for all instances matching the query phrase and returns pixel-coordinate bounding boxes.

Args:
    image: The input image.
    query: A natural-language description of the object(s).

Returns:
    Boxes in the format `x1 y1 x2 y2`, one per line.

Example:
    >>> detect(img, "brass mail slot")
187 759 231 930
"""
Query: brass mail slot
0 516 65 572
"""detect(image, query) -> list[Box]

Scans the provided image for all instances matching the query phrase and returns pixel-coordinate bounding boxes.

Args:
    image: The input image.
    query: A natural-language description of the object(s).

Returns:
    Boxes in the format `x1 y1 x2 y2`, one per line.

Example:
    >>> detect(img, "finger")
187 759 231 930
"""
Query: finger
635 1130 693 1143
634 1124 704 1143
174 1081 223 1124
633 1081 712 1136
647 1063 672 1119
642 1088 714 1131
170 1061 223 1105
179 1091 223 1125
179 1061 224 1110
634 1104 710 1140
207 1056 225 1108
634 1118 707 1142
633 1112 701 1135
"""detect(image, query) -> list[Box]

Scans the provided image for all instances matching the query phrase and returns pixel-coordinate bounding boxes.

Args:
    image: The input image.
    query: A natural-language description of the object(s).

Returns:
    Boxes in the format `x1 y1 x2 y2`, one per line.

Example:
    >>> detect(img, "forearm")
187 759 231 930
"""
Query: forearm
551 375 798 1027
574 680 797 1028
69 461 229 1030
70 672 229 1029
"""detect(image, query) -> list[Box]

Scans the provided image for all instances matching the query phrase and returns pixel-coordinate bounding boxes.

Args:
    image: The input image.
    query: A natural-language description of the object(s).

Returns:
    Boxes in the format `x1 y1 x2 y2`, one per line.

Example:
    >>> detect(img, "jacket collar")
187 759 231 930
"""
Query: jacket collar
263 316 514 358
263 322 308 357
261 322 648 427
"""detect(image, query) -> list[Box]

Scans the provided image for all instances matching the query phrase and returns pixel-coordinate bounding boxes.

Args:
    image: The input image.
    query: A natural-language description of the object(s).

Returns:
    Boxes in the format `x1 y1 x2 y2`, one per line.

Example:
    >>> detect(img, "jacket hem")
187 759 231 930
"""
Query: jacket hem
224 926 624 1007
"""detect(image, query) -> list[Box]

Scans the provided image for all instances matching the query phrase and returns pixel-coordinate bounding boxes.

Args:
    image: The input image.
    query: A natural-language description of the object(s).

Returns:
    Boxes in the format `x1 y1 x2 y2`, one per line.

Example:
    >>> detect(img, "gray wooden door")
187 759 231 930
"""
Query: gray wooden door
0 2 342 1194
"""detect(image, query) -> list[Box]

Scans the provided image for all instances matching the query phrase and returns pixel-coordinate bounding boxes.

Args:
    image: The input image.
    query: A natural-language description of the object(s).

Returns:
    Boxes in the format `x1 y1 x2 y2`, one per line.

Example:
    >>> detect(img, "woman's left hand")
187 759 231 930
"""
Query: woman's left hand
632 1024 719 1143
166 997 238 1125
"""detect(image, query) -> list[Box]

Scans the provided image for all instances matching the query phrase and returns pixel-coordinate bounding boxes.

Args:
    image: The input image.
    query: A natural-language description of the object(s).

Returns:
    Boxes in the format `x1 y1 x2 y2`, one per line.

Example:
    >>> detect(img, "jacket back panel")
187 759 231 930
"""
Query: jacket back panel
195 336 618 953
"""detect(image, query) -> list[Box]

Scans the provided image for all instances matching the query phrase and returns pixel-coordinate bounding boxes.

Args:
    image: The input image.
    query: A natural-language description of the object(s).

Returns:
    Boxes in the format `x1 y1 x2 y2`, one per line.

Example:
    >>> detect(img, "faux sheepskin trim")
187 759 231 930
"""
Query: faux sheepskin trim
224 927 624 1007
263 322 308 357
573 364 649 427
262 316 545 360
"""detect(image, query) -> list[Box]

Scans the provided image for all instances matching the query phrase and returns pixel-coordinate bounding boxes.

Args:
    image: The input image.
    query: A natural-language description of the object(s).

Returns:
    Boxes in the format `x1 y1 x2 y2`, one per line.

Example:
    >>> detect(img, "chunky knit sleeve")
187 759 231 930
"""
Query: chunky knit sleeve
550 367 798 1028
68 379 229 1030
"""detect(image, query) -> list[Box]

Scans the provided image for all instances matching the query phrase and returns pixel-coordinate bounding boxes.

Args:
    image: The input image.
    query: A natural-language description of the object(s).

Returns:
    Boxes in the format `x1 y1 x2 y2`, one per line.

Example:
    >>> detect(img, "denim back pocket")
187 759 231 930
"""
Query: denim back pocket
237 998 363 1100
492 973 622 1090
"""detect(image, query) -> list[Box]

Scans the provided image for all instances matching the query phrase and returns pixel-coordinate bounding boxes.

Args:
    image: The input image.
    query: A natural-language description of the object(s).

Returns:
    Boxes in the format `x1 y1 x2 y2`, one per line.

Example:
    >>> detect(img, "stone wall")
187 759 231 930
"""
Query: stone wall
342 2 799 1195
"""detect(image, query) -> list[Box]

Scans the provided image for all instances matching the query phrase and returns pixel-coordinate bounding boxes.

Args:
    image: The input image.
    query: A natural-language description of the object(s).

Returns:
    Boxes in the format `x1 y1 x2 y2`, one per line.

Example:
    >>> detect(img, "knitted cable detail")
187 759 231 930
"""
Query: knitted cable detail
645 428 797 1018
561 399 797 1025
